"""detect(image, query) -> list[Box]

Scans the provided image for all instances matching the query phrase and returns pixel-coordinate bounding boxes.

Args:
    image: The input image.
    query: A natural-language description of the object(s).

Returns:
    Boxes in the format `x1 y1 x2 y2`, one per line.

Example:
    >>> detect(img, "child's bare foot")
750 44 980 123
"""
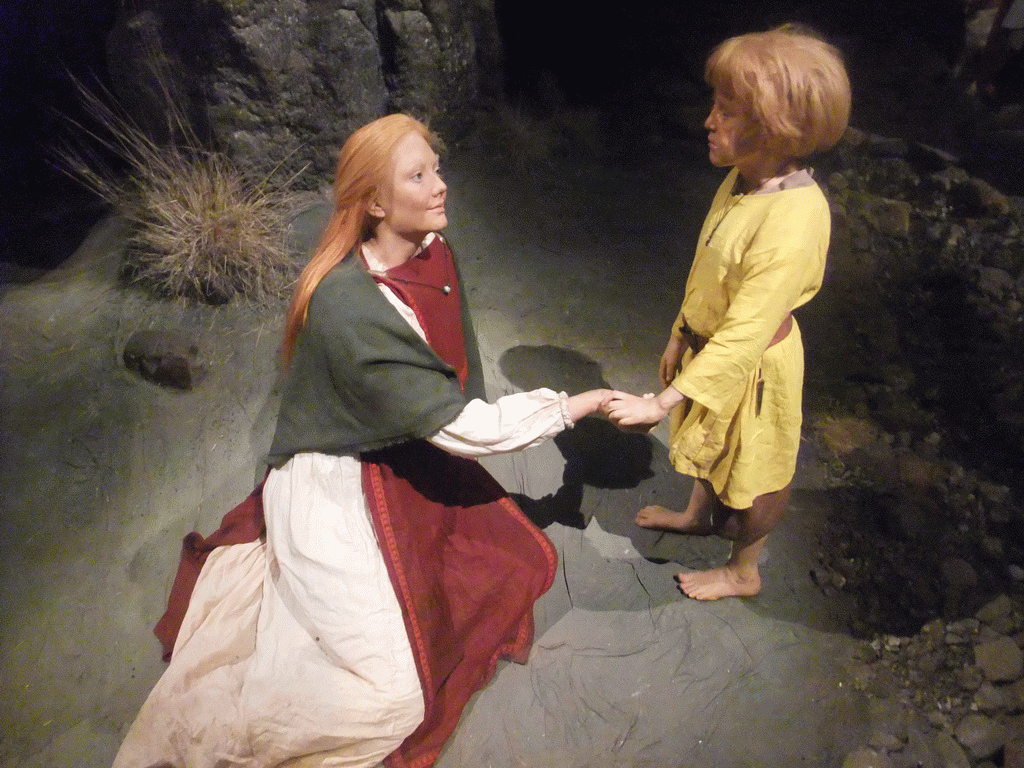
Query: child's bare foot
675 566 761 600
634 504 713 534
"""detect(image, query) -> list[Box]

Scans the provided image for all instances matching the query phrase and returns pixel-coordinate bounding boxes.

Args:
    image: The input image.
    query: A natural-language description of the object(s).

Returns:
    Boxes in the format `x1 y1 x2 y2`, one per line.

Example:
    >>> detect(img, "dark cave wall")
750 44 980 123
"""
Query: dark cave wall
1 0 119 197
1 0 992 266
3 0 979 178
105 0 505 182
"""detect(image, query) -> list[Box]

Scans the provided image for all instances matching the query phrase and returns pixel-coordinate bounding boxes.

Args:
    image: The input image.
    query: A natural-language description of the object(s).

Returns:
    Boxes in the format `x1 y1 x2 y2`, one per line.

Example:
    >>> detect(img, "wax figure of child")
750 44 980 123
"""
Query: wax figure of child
605 26 851 602
113 114 611 768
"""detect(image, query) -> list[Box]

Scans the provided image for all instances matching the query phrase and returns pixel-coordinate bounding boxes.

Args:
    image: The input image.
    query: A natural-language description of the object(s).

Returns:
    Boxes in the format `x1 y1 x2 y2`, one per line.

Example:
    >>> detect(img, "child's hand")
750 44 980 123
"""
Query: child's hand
659 336 686 388
604 391 666 433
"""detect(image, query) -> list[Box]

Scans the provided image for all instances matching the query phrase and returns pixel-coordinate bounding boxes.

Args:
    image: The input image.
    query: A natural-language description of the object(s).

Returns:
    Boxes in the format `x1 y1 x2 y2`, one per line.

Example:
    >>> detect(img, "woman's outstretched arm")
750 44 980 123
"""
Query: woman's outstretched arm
429 388 612 457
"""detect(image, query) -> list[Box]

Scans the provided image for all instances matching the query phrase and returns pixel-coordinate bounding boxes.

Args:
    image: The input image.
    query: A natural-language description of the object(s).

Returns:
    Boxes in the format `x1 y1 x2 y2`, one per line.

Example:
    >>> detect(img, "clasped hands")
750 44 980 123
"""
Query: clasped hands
583 335 688 433
602 390 674 434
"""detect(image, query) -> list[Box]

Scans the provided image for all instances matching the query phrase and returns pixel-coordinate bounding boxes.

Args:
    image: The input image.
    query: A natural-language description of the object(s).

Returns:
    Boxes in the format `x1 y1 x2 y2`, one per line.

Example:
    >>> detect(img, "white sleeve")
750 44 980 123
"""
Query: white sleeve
428 388 573 457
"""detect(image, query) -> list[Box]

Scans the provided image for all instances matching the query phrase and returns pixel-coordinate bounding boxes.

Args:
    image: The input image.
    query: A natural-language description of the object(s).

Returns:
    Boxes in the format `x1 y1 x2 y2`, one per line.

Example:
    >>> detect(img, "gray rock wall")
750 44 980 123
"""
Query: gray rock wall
106 0 502 183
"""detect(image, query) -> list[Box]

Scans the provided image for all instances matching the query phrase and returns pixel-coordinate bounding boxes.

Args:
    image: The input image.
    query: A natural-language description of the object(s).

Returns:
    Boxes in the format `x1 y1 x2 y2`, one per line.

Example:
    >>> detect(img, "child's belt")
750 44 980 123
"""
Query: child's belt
680 313 793 354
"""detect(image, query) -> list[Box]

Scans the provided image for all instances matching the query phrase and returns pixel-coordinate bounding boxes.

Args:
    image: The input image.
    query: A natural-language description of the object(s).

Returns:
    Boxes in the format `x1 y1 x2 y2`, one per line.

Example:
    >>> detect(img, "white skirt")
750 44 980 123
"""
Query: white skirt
113 452 424 768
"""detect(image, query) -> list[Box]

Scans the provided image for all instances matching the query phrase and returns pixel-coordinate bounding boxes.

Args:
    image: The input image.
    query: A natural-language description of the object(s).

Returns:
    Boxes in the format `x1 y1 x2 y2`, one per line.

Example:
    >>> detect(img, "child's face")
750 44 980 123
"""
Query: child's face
704 91 759 168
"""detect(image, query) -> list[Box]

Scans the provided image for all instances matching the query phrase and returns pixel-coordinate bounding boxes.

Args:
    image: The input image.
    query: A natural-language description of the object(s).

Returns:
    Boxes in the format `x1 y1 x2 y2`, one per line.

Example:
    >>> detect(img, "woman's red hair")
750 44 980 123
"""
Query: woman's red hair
281 114 441 364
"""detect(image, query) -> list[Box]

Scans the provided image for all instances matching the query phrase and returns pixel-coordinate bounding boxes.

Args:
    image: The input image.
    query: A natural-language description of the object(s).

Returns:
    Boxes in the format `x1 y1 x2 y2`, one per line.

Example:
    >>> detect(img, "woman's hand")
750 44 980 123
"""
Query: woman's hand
565 388 614 423
659 335 686 388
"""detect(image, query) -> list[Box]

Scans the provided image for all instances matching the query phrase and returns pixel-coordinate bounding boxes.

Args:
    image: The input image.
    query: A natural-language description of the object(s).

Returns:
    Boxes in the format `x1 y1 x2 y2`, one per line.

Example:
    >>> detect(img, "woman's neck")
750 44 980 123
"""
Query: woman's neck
363 227 424 271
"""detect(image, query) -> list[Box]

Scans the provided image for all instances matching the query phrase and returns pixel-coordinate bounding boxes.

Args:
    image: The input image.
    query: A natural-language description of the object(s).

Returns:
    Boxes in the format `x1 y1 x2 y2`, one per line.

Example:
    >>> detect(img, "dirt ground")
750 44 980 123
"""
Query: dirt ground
1 127 880 767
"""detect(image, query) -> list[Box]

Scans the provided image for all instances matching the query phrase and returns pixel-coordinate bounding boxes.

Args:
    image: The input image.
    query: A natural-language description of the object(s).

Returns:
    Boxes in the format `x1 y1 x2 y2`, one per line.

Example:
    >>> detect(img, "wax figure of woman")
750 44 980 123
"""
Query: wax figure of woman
114 113 610 768
606 26 851 601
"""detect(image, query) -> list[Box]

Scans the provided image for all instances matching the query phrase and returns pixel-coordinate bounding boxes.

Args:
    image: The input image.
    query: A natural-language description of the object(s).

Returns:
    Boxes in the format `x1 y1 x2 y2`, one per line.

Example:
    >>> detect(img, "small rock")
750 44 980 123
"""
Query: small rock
934 730 972 768
981 535 1005 560
977 483 1012 509
955 665 985 692
829 171 850 192
848 661 877 692
880 363 915 391
123 330 207 390
947 618 980 644
921 618 946 641
894 502 931 541
1007 712 1024 738
954 713 1007 761
912 652 940 676
868 195 913 238
976 594 1021 635
976 266 1015 299
973 681 1007 713
974 636 1024 682
868 696 909 741
855 642 881 662
1006 737 1024 768
884 635 903 653
1010 564 1024 582
900 453 943 489
1006 678 1024 712
842 746 894 768
868 731 904 752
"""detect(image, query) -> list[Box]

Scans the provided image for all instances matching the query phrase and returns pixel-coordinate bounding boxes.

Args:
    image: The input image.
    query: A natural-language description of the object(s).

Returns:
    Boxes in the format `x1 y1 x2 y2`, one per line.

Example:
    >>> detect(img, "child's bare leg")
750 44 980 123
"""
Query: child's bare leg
676 485 790 600
635 479 720 534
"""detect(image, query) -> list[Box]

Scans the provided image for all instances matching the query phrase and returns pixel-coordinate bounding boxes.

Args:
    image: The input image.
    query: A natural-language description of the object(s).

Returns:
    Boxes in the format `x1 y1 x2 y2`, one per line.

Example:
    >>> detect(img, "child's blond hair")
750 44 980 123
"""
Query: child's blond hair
706 24 851 159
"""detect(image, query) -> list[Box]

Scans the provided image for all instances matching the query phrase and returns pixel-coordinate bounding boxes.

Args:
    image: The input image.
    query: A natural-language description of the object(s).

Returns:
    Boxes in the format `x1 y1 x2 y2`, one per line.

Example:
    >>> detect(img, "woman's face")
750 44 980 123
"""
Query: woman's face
372 132 447 241
704 91 759 168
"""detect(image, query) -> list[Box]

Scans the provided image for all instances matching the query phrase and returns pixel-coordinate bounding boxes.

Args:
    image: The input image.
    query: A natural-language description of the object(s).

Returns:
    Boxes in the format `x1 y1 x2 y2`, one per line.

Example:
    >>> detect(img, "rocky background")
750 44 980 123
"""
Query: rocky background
801 127 1024 768
103 0 504 180
1 0 505 268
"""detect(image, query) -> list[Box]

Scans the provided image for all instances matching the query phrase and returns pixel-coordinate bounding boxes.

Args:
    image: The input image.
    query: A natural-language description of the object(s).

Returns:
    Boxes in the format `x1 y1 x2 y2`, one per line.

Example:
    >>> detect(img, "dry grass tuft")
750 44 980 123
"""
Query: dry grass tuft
117 150 302 304
55 76 304 304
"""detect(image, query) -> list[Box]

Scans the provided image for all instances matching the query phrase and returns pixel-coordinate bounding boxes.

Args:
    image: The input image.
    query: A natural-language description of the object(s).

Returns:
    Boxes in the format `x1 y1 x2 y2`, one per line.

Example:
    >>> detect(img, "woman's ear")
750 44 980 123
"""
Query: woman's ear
366 197 385 218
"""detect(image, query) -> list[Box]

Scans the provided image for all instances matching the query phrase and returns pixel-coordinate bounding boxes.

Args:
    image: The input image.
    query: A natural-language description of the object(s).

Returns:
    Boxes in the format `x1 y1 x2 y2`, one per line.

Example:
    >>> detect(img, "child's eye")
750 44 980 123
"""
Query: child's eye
412 172 423 181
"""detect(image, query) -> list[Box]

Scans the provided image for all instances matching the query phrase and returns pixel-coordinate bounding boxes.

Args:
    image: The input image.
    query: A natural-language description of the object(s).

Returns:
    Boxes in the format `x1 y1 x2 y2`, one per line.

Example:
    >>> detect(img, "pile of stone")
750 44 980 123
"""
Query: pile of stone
820 125 1024 466
808 126 1024 637
841 594 1024 768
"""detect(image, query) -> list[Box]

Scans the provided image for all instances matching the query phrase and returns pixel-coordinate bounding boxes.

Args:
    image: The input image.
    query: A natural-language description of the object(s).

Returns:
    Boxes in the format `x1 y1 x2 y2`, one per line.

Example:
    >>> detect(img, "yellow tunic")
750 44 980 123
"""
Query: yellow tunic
668 167 830 509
